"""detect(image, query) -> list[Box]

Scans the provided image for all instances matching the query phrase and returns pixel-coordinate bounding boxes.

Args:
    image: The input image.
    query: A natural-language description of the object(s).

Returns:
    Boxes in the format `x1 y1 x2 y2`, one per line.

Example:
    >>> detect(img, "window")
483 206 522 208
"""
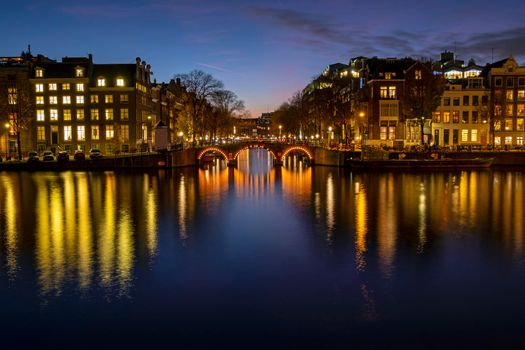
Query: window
91 109 99 120
495 78 502 87
472 111 478 123
380 86 388 98
471 129 478 142
116 78 125 87
35 84 44 93
77 126 85 141
494 120 501 131
507 90 514 101
64 125 72 141
517 119 524 131
444 97 450 106
518 136 524 145
92 125 99 140
105 95 113 103
505 136 513 145
63 109 71 121
519 78 525 87
120 94 129 103
49 83 57 91
63 96 71 104
505 119 513 131
37 126 45 141
453 98 460 106
518 104 525 116
76 96 84 105
120 108 129 120
482 95 488 105
97 78 106 87
6 87 16 105
36 96 44 105
472 95 479 106
36 110 45 122
385 72 392 80
507 78 514 87
463 96 469 106
461 129 468 142
76 68 84 77
379 102 398 117
518 90 525 100
105 108 113 120
50 109 58 121
77 109 84 120
35 68 43 78
415 70 422 80
120 125 129 141
62 83 70 91
380 126 387 140
105 125 114 139
388 86 397 99
76 83 84 92
49 96 58 104
495 104 502 116
506 104 514 116
91 95 99 104
452 111 459 123
443 112 450 123
462 111 469 123
495 136 501 145
433 111 441 123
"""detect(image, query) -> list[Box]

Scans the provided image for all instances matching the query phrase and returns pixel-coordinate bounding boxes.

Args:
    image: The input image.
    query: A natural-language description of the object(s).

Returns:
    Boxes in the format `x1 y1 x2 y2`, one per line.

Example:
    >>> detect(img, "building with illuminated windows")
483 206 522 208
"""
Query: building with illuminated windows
29 55 154 153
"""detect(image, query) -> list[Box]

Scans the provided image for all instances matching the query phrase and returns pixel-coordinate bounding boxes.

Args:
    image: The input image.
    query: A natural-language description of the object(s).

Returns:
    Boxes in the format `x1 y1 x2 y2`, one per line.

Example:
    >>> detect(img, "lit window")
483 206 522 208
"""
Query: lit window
77 125 85 141
461 129 468 142
35 68 43 78
76 68 84 77
518 136 524 145
433 112 441 123
91 109 99 120
388 86 397 99
385 73 392 80
50 109 58 121
91 95 99 104
63 96 71 104
49 96 58 104
7 88 17 105
507 90 514 101
36 110 45 121
415 70 422 80
64 125 72 141
120 94 129 103
105 95 113 103
92 125 99 140
452 111 459 123
76 83 84 92
77 109 85 120
120 124 129 141
120 108 129 120
505 119 513 131
116 78 125 87
518 90 525 100
36 96 44 105
105 109 113 120
517 119 524 131
63 109 71 121
505 136 513 145
105 125 114 139
495 136 501 145
380 86 388 98
518 104 525 116
471 129 478 142
35 84 44 93
37 126 46 141
49 83 57 91
506 104 514 116
76 96 84 105
443 112 450 123
97 78 106 87
63 83 70 91
494 120 501 131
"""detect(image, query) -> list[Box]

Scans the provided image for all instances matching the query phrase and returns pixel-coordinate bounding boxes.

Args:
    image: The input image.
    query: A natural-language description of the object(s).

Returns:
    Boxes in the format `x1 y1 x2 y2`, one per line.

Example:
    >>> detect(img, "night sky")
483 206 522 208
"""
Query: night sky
2 0 525 116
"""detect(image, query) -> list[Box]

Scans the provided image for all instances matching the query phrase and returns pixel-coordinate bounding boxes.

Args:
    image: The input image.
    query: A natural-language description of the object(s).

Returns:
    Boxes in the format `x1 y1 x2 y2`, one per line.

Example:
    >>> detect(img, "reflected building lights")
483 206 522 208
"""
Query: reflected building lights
326 173 335 243
354 181 368 271
4 177 18 280
417 182 427 254
377 175 396 277
76 173 93 291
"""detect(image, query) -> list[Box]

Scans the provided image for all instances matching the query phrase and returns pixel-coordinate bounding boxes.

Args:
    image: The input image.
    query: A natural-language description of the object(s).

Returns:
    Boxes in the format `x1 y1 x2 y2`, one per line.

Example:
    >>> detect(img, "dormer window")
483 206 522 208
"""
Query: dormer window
75 67 84 77
385 72 392 80
116 78 125 87
97 77 106 87
35 68 43 78
415 70 422 80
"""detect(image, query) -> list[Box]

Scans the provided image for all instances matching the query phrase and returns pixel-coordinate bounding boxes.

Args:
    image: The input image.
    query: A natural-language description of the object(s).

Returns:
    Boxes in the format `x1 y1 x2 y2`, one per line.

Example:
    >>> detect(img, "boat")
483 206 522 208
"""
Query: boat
348 157 494 170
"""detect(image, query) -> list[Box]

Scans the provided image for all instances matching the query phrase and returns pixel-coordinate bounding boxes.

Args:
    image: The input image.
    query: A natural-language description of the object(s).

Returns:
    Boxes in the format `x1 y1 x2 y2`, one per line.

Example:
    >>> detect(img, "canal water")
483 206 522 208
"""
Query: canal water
1 148 525 348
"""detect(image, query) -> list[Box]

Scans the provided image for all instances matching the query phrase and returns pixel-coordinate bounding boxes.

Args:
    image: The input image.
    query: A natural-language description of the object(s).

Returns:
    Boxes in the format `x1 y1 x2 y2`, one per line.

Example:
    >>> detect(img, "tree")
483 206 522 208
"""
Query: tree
174 70 223 146
0 74 34 159
209 89 245 139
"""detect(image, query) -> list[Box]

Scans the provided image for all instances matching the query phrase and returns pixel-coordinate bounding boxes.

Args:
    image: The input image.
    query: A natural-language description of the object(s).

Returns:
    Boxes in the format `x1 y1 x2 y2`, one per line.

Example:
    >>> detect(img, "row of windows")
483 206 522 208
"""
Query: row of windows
34 69 126 87
36 124 129 142
35 94 129 105
494 77 525 88
434 111 488 124
379 86 397 99
35 68 85 78
494 119 525 131
494 103 525 116
35 83 84 92
36 108 129 121
494 136 525 146
442 95 488 106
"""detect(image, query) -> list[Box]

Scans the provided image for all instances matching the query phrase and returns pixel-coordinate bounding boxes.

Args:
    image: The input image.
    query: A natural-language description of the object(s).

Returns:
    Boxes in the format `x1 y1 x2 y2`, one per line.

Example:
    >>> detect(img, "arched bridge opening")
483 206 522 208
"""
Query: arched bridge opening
280 146 314 166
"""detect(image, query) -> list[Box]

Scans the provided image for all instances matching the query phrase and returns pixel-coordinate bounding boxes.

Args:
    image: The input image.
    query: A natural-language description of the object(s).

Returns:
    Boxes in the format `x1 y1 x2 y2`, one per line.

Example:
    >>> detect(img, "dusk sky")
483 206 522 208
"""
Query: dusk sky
2 0 525 117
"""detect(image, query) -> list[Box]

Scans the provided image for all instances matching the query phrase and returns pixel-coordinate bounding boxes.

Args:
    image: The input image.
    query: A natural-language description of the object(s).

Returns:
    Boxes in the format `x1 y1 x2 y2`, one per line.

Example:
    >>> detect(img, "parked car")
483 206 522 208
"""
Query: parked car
89 148 103 159
42 150 55 162
27 151 39 162
57 151 69 162
74 150 86 161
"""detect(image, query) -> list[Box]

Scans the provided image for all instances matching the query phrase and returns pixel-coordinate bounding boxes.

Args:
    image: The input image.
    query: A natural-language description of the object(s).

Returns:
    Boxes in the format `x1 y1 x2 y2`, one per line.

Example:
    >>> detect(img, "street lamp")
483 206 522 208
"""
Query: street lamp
4 123 9 159
328 126 333 148
279 125 282 141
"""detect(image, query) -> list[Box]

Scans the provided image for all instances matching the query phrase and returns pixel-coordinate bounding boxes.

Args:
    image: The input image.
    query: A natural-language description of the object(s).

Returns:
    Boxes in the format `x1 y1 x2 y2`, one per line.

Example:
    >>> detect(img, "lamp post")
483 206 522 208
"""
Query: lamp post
359 112 366 160
4 123 9 159
328 126 333 148
279 125 282 142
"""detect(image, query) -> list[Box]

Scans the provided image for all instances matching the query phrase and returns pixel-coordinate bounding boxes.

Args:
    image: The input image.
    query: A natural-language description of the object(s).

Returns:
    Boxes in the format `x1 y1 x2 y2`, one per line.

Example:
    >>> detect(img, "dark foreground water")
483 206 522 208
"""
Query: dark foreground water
1 149 525 348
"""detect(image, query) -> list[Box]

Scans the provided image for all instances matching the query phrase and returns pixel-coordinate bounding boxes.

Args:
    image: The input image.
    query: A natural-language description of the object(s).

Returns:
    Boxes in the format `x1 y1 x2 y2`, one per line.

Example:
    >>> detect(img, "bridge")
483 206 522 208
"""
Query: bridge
195 141 314 166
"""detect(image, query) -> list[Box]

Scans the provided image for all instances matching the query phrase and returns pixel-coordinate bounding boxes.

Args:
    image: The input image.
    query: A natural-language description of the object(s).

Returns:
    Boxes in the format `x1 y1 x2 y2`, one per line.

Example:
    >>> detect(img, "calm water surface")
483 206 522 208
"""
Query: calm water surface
1 149 525 348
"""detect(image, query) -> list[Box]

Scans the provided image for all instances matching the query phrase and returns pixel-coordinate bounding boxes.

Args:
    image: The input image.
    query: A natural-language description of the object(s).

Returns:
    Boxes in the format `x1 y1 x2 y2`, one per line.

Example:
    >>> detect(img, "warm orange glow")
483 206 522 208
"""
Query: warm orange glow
281 146 313 162
197 147 230 161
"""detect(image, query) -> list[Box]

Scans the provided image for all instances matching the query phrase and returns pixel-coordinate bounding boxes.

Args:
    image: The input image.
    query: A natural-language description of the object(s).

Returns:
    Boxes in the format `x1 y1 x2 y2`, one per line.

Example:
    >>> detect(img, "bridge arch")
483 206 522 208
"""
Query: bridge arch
280 146 314 163
197 147 230 161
